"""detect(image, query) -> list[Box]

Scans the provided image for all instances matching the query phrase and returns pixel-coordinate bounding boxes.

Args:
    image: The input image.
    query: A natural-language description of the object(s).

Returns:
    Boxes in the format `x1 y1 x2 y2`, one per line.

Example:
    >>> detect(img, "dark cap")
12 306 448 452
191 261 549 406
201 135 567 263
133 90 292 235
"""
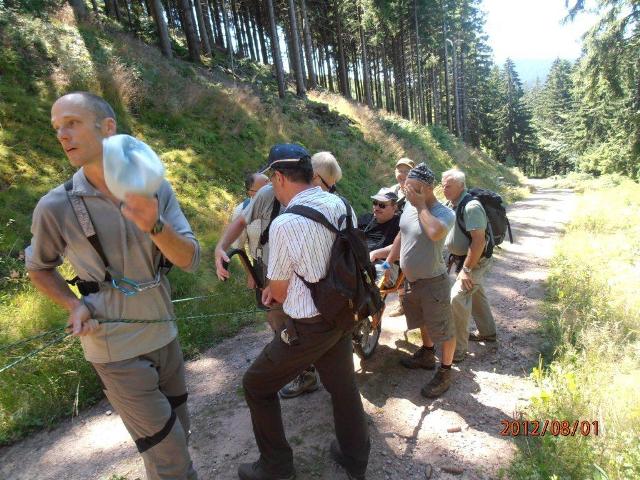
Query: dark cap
407 163 436 186
260 144 311 174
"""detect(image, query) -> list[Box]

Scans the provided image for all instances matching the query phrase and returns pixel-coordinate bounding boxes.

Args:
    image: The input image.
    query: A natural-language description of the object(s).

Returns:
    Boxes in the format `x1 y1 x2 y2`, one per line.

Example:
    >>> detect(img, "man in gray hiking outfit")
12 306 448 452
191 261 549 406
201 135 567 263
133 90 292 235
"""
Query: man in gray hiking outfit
442 169 497 364
26 92 200 479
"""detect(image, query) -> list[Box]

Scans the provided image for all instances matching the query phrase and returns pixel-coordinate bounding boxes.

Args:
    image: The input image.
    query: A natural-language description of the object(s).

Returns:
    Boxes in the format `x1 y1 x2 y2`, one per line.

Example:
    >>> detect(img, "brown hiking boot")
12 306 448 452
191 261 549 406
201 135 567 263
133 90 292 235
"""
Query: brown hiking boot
421 367 452 398
469 332 497 342
399 346 436 369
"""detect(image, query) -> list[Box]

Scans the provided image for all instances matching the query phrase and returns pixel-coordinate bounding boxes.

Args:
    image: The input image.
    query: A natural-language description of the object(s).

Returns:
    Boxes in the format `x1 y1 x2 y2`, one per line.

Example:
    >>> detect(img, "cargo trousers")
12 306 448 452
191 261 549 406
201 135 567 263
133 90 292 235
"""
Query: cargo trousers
92 338 197 480
451 257 496 354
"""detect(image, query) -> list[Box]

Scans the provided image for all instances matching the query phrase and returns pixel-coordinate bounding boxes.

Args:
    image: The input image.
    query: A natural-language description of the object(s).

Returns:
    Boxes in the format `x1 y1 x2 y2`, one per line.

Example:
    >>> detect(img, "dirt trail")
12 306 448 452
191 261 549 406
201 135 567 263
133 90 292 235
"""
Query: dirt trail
0 182 574 480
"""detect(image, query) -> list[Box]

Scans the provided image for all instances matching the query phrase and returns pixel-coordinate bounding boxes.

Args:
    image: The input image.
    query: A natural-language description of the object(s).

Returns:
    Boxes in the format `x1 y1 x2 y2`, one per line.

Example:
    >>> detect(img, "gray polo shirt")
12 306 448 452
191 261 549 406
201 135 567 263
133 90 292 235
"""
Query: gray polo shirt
399 201 455 282
242 184 282 264
445 190 488 256
25 168 200 364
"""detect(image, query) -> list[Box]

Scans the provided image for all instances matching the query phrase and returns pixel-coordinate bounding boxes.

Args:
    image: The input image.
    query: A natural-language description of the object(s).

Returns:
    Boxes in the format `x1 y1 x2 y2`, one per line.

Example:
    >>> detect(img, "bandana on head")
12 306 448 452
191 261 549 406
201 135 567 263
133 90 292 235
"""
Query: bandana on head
407 163 435 186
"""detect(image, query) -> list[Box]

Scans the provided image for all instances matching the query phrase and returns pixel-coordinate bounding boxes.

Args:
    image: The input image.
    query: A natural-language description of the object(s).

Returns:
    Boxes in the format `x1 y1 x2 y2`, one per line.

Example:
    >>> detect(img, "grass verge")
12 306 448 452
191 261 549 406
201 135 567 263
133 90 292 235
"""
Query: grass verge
509 174 640 479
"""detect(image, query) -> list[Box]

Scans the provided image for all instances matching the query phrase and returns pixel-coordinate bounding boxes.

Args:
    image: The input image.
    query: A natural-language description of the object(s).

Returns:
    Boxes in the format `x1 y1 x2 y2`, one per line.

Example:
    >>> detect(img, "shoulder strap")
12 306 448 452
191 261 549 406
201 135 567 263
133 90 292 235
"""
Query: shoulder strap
285 205 339 233
259 198 281 246
455 193 473 242
339 196 353 230
64 177 112 281
242 197 251 209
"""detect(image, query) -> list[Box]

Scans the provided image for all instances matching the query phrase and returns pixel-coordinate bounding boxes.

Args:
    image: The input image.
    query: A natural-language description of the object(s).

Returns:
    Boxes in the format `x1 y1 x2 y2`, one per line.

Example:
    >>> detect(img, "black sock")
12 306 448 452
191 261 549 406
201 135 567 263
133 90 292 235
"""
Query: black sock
440 363 452 369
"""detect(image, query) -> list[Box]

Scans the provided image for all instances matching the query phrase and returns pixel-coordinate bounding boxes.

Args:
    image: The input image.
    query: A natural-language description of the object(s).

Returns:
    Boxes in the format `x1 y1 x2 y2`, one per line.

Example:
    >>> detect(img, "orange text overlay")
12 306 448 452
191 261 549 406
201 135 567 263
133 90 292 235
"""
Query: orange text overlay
500 419 600 437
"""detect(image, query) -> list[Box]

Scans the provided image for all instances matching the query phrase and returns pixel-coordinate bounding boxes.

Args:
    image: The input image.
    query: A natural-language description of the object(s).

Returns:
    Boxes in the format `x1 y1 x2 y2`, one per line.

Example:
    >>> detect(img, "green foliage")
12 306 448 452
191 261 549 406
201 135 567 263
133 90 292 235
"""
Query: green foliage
510 175 640 479
0 8 523 444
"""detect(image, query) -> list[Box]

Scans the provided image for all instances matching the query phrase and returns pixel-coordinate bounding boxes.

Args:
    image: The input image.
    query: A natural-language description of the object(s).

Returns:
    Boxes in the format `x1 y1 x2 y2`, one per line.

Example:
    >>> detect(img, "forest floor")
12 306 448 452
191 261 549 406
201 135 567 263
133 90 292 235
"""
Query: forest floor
0 181 575 480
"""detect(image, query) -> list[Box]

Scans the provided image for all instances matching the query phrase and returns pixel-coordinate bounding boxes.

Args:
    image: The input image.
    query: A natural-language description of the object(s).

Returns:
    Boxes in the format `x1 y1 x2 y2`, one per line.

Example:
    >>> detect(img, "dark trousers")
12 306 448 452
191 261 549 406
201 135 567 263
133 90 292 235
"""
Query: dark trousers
242 319 370 476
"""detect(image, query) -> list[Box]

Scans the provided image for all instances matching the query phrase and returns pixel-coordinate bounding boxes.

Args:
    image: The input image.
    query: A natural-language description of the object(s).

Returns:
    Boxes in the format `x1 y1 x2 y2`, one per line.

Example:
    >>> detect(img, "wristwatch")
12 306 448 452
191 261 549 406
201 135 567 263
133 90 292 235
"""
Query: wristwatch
150 216 165 236
462 266 472 274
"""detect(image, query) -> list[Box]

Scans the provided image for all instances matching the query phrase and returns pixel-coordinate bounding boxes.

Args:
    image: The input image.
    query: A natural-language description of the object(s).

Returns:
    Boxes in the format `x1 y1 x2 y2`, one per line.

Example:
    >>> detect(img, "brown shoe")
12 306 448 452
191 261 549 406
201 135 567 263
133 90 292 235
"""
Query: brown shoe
421 367 452 398
469 332 497 342
387 303 404 317
452 350 467 364
400 346 436 369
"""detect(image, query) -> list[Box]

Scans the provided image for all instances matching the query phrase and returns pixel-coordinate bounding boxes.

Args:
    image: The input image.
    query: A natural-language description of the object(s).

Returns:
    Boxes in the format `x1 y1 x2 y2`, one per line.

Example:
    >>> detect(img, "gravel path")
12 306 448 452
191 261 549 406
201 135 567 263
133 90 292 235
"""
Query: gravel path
0 182 574 480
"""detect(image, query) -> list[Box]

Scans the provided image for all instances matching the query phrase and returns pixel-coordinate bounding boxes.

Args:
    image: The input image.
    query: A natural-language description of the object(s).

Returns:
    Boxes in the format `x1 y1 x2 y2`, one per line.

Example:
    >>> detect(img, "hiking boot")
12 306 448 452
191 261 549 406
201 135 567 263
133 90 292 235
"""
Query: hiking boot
279 368 319 399
452 350 467 364
238 461 295 480
387 303 404 317
469 332 497 342
330 440 366 480
399 346 436 370
421 367 453 398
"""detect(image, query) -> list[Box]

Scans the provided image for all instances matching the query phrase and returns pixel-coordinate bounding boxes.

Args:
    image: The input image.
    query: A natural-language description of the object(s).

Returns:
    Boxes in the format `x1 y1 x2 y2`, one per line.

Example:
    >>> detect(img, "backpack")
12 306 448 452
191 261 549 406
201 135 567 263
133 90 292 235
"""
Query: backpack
286 197 385 330
456 188 513 258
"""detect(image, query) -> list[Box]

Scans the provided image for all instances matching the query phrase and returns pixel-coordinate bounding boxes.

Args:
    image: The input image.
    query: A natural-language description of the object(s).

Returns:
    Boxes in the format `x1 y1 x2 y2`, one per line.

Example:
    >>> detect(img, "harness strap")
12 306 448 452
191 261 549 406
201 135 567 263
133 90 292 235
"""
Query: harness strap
134 411 176 453
64 179 112 283
165 393 188 409
259 198 281 246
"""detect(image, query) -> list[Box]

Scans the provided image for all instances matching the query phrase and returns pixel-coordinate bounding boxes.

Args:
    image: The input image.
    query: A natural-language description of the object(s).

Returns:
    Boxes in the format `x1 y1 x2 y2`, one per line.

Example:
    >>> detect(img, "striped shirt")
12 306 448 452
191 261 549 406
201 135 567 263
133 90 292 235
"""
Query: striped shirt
267 187 356 319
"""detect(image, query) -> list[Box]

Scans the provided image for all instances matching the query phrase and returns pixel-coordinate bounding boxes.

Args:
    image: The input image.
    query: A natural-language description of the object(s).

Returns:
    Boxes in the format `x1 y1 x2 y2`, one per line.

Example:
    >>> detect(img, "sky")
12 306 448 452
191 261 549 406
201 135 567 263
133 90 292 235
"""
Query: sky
481 0 600 81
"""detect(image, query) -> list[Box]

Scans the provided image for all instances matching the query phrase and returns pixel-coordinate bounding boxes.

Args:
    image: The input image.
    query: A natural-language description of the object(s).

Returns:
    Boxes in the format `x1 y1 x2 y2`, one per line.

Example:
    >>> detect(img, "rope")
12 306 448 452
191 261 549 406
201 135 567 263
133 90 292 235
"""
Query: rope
0 326 66 353
0 332 71 375
0 292 228 352
97 309 259 324
0 309 260 374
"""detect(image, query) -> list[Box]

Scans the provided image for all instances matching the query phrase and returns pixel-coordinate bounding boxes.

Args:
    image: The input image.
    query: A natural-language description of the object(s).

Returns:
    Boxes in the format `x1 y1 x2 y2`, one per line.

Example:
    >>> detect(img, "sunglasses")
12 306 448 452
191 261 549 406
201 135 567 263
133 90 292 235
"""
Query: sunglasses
317 174 337 193
372 201 390 209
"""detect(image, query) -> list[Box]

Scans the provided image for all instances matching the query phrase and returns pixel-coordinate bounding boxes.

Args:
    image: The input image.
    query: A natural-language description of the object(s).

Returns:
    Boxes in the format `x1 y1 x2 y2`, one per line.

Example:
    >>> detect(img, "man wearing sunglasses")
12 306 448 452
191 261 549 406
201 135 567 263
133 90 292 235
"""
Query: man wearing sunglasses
230 172 270 263
26 92 200 479
358 188 401 286
215 150 342 400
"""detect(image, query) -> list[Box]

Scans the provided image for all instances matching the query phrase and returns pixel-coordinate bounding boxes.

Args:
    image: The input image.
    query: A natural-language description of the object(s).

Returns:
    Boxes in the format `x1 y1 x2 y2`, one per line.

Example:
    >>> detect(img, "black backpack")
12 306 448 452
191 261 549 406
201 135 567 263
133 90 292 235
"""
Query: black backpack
286 197 384 330
456 188 513 258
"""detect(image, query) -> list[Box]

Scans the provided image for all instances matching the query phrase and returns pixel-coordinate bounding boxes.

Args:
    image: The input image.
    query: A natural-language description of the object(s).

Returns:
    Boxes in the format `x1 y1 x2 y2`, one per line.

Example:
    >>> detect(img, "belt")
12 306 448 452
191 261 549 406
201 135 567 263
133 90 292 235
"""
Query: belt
406 273 448 287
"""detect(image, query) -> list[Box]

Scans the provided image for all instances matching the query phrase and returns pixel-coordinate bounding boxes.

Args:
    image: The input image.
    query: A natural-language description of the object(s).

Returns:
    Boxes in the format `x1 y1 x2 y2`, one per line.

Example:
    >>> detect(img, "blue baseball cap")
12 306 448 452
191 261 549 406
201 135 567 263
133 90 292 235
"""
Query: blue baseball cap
259 143 311 174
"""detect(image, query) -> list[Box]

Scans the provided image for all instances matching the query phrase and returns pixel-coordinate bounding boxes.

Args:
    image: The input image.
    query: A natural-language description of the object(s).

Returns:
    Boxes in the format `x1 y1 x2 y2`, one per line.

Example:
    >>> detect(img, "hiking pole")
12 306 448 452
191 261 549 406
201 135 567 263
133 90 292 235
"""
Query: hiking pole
222 249 267 310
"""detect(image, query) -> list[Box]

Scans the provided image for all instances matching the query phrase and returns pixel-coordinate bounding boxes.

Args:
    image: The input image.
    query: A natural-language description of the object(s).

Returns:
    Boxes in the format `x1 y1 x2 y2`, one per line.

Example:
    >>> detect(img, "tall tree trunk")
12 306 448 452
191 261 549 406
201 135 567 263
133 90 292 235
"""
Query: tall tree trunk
194 0 212 55
248 4 261 62
324 44 334 92
211 0 225 47
432 66 441 124
443 22 452 131
179 0 201 62
413 0 425 124
241 3 256 60
381 40 392 112
266 0 286 97
287 0 306 97
69 0 89 20
230 0 244 56
222 0 235 69
357 3 372 108
374 46 383 109
254 2 270 64
202 0 216 52
353 52 361 102
90 0 99 14
300 0 317 89
317 40 326 88
150 0 173 58
296 8 307 82
335 3 349 98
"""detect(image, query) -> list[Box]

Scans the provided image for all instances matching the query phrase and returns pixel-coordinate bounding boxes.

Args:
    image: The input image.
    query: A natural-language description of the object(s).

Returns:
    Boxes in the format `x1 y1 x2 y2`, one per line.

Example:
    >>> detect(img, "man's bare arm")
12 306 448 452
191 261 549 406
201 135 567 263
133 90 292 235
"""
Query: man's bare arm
28 269 97 336
214 215 248 280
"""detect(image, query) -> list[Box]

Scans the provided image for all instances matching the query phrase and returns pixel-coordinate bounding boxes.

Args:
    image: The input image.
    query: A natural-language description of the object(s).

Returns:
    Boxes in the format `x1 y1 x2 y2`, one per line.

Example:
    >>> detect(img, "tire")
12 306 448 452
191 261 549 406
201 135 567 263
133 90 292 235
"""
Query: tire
353 316 381 359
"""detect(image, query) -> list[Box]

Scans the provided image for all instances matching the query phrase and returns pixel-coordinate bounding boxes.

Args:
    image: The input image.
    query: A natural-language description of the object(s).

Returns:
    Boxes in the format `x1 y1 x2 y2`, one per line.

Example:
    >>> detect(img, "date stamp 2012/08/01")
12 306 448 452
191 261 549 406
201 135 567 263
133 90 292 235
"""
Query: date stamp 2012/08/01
500 419 600 437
